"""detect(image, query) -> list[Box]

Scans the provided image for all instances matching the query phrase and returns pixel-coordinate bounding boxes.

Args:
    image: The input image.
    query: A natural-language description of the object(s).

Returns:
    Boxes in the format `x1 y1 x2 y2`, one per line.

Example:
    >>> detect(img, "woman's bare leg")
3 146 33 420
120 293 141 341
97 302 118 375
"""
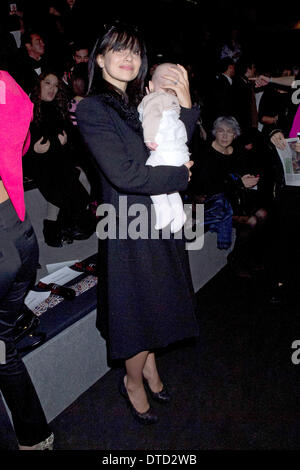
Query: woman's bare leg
125 351 150 413
142 352 163 393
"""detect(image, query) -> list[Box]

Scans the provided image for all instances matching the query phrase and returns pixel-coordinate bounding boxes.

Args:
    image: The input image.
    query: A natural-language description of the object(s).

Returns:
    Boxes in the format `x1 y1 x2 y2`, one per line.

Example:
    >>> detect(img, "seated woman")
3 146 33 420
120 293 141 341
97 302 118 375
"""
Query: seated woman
23 70 95 247
260 113 300 302
191 116 268 278
258 82 297 141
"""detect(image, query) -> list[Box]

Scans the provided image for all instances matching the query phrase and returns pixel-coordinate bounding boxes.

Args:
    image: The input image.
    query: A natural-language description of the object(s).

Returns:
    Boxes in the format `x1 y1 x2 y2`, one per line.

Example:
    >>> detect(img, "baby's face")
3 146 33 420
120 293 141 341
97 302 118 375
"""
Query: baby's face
151 64 179 94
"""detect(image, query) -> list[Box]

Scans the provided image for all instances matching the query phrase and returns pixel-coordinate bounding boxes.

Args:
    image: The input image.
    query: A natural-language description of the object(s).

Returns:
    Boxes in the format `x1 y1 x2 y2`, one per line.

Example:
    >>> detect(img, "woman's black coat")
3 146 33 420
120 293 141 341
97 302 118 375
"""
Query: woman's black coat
77 92 199 360
23 101 90 219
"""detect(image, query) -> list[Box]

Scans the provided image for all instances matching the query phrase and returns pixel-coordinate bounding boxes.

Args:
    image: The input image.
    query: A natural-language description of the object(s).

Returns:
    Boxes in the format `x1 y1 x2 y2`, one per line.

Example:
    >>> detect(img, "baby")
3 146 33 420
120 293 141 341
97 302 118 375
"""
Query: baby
138 63 190 233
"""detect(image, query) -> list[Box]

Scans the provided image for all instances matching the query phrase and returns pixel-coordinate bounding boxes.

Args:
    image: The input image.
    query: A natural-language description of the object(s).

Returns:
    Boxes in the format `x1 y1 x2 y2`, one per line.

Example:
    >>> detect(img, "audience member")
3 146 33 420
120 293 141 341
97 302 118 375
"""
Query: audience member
220 28 242 63
192 116 267 277
0 69 53 451
0 17 19 77
68 62 88 124
43 1 70 75
67 62 100 204
16 30 48 94
258 82 297 140
232 58 258 137
60 0 87 45
63 41 89 87
202 57 236 133
22 71 94 247
7 12 24 48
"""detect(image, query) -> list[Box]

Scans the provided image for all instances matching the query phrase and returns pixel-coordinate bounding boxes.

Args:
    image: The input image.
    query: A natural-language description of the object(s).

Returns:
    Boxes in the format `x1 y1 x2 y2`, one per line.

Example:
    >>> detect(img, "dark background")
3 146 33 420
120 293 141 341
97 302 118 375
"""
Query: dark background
2 0 300 72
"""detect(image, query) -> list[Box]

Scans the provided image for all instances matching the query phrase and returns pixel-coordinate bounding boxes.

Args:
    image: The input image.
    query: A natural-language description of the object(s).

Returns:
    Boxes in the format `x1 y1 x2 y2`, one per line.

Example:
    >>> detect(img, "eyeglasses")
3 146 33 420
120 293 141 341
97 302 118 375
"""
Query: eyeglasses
216 129 235 136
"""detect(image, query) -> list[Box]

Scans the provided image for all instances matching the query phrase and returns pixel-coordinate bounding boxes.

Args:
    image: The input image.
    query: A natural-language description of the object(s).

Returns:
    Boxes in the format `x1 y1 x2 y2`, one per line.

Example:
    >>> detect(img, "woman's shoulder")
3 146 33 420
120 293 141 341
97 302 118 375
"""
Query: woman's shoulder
77 95 103 111
76 95 110 122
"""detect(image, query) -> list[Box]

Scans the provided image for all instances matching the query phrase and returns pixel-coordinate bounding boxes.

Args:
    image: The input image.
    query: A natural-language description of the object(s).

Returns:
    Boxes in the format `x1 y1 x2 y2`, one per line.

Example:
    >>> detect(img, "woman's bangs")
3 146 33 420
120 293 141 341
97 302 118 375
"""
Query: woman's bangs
108 31 141 54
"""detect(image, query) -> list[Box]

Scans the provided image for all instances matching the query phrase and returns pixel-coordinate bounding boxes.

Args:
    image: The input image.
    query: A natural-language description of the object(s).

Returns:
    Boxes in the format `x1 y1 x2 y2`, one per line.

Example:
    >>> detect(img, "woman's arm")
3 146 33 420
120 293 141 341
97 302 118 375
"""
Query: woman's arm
260 115 278 125
251 75 295 88
76 98 189 196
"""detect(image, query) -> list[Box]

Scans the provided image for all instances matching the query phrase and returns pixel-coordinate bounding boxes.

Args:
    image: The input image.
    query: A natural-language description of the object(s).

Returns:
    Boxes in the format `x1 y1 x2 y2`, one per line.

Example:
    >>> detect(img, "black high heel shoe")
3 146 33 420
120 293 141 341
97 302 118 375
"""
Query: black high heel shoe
43 219 63 247
143 378 171 404
119 378 158 425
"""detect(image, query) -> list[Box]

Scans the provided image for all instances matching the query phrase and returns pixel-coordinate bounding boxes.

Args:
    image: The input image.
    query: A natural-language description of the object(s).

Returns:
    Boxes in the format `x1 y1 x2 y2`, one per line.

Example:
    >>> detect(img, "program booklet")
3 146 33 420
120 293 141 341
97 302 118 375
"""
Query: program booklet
277 137 300 186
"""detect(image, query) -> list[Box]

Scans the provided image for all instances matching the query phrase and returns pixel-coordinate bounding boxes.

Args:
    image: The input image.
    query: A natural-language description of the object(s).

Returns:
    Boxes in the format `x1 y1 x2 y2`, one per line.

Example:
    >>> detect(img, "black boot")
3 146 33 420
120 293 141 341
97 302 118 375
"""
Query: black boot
61 211 96 241
43 219 63 247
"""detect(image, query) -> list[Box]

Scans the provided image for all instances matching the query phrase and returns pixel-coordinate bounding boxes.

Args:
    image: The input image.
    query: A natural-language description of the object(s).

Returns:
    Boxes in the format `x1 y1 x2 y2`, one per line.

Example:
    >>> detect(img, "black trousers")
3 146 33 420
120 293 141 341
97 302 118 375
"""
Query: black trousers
0 199 50 446
269 186 300 283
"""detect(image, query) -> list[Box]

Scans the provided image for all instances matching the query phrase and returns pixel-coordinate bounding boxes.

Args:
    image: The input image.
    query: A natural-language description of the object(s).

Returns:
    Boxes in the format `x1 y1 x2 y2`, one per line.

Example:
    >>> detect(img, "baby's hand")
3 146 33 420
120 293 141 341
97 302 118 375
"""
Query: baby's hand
146 142 158 150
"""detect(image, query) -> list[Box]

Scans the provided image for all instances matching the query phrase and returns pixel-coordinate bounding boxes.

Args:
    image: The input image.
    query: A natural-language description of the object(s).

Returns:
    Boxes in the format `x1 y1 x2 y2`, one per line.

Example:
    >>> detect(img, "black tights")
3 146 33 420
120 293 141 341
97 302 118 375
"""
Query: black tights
268 187 300 284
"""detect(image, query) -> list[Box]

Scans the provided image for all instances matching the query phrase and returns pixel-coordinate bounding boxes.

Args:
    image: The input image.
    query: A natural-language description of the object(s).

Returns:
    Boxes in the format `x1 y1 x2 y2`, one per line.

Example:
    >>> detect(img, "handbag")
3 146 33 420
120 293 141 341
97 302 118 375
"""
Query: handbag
13 304 46 353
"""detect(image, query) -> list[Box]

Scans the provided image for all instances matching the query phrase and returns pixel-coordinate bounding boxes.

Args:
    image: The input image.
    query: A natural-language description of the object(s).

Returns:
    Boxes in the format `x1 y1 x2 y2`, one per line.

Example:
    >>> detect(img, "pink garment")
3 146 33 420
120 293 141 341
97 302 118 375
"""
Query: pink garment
0 70 33 221
289 105 300 138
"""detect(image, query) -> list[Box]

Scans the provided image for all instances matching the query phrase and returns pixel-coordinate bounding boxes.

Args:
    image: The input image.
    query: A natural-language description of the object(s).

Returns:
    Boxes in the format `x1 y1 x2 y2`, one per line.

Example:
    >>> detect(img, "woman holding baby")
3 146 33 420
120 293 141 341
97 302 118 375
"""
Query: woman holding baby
76 23 199 424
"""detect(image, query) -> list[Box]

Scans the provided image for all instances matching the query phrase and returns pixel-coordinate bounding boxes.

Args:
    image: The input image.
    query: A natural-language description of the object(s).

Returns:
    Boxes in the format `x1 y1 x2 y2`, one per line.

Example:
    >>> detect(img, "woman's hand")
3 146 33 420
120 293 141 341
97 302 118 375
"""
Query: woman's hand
34 137 50 153
184 160 194 181
58 130 67 145
270 131 286 150
162 64 192 109
249 75 271 87
242 174 260 188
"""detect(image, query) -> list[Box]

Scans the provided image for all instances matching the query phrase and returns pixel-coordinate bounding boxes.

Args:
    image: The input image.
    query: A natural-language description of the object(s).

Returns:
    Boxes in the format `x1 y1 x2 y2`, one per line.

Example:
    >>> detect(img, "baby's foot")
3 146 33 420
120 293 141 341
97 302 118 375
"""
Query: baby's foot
154 205 174 230
170 211 187 233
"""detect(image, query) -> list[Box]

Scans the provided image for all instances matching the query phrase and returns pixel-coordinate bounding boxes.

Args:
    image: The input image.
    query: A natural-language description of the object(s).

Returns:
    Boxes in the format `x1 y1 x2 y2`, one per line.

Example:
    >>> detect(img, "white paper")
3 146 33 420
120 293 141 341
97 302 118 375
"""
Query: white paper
46 260 79 274
277 138 300 186
25 290 51 310
40 266 82 285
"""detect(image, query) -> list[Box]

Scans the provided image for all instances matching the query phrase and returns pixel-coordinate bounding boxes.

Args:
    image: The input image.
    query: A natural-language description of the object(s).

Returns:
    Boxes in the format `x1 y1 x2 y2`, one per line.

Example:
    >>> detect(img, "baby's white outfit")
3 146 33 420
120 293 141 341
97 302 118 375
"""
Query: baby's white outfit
138 91 190 232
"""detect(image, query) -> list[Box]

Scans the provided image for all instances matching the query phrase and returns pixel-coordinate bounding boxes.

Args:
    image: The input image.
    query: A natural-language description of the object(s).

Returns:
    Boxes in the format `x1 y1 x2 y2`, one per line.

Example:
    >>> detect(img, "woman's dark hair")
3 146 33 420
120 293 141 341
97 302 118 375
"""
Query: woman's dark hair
70 62 88 97
30 71 70 124
87 23 148 106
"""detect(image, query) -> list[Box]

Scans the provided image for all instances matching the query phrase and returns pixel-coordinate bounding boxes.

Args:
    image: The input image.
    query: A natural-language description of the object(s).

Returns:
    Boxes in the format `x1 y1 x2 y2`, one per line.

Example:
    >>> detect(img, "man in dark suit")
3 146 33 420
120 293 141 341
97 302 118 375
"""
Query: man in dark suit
232 59 258 137
202 57 236 133
15 30 48 94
